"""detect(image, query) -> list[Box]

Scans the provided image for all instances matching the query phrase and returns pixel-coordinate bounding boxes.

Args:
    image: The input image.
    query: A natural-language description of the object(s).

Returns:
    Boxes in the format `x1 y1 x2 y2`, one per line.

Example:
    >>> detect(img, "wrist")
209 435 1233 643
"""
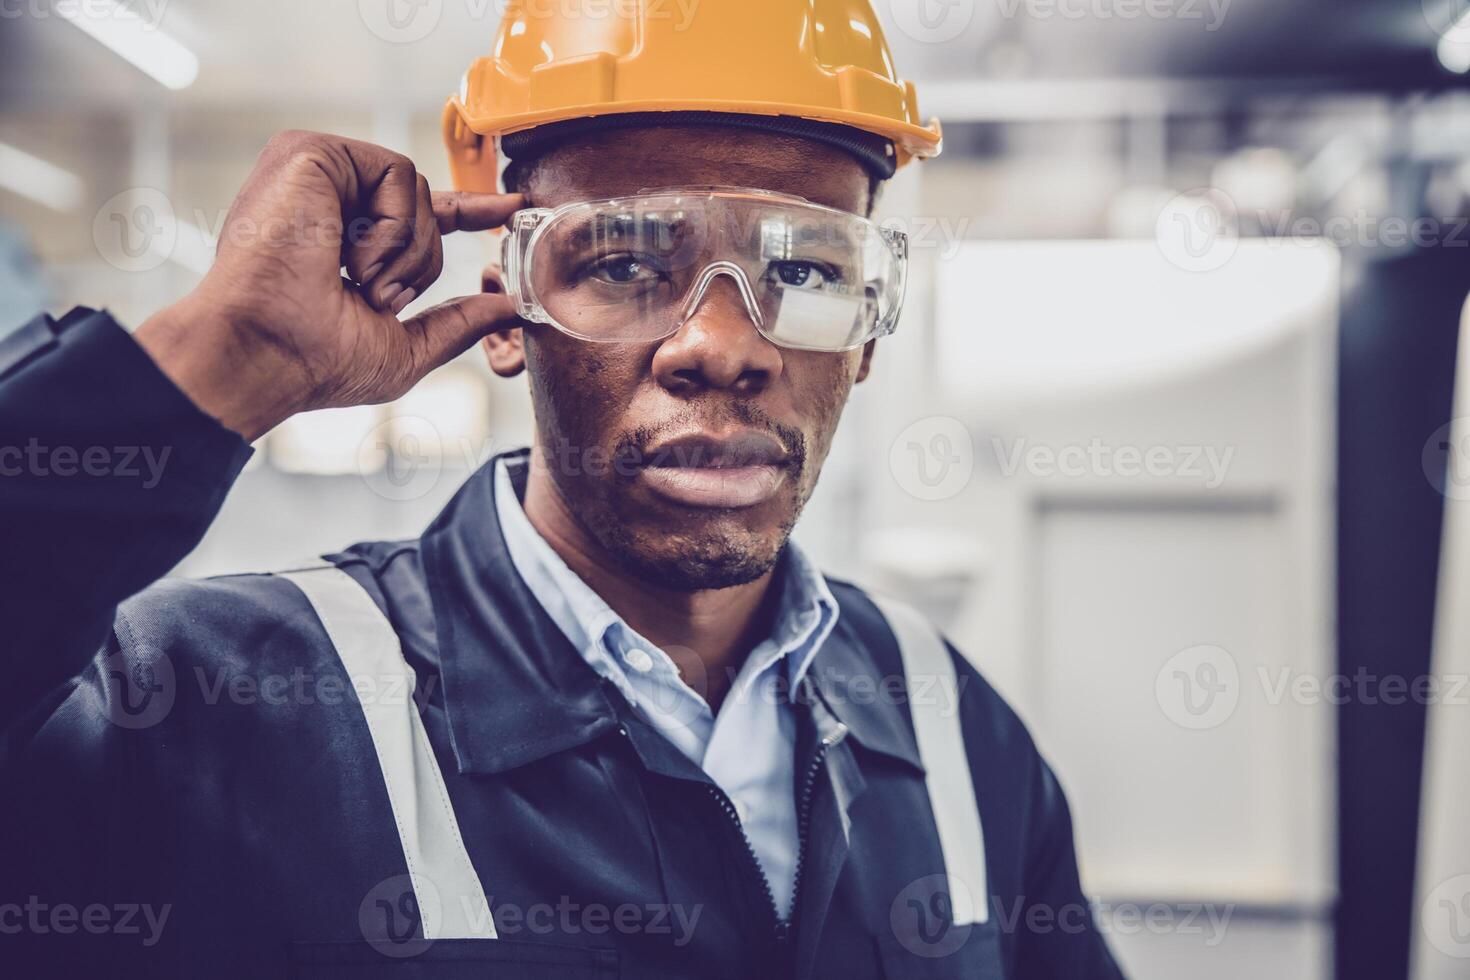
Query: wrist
135 289 307 442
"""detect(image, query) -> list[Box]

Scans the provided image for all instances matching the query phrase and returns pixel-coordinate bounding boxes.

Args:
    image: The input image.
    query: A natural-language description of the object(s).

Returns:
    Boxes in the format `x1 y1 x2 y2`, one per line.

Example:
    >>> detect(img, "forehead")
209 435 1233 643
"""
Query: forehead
517 125 872 215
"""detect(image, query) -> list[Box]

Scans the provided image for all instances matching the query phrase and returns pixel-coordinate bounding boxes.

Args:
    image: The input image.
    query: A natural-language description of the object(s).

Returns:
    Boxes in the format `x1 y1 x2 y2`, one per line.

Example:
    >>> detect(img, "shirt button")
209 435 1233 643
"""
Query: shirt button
623 648 655 673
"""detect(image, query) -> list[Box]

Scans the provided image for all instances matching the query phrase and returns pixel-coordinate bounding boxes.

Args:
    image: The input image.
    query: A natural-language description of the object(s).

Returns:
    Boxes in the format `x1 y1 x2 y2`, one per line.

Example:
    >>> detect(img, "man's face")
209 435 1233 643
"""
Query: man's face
487 126 877 590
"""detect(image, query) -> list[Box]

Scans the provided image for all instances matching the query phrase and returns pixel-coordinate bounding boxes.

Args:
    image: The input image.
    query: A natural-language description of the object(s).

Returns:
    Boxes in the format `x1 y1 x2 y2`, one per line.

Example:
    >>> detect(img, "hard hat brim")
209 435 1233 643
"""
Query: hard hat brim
460 98 942 166
498 110 909 180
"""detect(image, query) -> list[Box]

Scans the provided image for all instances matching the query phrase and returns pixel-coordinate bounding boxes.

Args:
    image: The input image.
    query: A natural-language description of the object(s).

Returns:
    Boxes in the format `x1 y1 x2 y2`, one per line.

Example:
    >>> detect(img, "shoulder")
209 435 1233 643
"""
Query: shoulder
114 569 328 668
824 575 1042 762
90 539 429 735
115 538 425 662
824 577 1087 895
825 576 1072 849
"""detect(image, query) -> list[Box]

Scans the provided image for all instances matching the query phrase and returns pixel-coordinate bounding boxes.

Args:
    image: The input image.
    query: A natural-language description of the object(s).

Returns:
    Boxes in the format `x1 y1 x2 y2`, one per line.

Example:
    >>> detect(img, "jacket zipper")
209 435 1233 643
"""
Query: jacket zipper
788 726 844 927
707 723 847 958
708 785 788 943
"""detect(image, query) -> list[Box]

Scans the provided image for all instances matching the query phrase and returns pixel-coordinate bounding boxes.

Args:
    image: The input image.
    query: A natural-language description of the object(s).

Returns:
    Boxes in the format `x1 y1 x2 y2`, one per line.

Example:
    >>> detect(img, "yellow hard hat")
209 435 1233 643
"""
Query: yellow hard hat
442 0 942 193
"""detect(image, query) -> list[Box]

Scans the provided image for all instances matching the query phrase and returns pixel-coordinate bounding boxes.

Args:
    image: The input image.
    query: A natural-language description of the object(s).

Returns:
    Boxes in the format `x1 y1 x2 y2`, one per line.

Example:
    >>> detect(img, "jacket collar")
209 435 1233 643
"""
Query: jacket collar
420 449 924 776
801 604 925 775
421 449 620 774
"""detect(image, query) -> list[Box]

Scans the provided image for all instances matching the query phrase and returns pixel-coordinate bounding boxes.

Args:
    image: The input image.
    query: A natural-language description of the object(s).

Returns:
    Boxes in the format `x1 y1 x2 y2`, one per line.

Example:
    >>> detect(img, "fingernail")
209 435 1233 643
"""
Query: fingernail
378 282 404 309
361 263 384 284
391 287 417 316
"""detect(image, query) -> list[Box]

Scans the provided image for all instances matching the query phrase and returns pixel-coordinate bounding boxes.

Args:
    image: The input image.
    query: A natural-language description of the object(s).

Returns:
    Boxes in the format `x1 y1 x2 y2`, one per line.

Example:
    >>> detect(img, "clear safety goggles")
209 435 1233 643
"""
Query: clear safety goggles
501 187 908 353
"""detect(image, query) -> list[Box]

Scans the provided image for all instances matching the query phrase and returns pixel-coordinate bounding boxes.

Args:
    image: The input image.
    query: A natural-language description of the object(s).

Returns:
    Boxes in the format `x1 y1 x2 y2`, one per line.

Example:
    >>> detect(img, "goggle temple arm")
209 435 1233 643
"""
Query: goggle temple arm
501 208 554 322
880 224 910 338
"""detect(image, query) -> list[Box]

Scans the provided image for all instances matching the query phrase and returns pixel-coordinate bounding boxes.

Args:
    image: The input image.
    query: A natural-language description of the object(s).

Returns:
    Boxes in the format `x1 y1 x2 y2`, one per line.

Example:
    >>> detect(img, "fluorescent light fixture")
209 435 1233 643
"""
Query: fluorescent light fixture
55 0 199 90
1438 8 1470 73
0 141 84 211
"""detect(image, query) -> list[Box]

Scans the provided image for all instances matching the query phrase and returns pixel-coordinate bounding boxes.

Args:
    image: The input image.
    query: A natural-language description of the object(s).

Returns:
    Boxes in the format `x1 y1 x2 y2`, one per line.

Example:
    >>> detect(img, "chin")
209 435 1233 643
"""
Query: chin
605 516 792 592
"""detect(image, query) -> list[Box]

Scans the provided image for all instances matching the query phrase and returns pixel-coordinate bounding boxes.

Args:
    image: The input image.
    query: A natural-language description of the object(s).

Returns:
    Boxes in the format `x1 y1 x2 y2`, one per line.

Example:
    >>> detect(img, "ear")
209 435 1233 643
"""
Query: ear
480 262 526 377
855 339 877 384
481 329 525 377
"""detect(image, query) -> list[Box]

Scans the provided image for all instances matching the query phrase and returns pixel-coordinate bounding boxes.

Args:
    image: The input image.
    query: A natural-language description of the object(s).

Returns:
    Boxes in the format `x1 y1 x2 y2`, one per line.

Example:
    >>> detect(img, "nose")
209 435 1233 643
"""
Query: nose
652 269 784 393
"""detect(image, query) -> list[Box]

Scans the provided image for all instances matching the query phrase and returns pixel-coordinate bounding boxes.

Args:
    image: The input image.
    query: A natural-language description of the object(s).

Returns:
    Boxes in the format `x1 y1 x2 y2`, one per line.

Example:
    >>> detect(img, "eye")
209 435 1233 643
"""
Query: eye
769 260 836 290
589 254 660 285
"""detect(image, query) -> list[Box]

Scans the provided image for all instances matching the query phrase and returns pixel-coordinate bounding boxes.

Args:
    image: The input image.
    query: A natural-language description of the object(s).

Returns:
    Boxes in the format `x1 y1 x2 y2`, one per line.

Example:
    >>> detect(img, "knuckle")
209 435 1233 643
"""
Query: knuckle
266 129 312 154
379 215 413 248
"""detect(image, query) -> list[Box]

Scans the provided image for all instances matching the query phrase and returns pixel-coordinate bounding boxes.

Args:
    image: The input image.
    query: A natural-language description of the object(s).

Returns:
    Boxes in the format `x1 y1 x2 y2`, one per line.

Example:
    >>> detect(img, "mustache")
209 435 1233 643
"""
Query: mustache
613 407 807 473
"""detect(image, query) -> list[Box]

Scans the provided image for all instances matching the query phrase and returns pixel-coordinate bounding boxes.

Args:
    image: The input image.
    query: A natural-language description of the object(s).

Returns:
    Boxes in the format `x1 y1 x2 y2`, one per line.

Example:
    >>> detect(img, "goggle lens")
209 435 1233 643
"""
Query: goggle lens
506 189 906 352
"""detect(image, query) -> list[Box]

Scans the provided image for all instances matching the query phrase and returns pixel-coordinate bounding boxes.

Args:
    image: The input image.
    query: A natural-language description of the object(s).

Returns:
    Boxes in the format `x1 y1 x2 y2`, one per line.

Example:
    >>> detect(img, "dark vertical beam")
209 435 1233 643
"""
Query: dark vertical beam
1336 242 1465 980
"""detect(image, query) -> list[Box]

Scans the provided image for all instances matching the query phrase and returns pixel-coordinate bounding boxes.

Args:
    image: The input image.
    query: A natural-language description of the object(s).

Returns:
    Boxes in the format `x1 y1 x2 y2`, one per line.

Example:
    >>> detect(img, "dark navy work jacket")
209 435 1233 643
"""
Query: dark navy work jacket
0 309 1125 980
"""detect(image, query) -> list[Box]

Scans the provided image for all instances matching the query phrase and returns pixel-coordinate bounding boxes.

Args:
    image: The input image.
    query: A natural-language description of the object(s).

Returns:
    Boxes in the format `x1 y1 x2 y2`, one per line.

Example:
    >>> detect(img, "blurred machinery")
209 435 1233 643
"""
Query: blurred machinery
5 2 1470 978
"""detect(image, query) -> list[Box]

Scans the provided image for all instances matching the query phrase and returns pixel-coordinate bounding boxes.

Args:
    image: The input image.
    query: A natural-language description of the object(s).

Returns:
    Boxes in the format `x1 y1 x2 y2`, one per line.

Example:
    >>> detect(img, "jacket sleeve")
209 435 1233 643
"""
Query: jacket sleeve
1012 753 1128 980
0 308 252 738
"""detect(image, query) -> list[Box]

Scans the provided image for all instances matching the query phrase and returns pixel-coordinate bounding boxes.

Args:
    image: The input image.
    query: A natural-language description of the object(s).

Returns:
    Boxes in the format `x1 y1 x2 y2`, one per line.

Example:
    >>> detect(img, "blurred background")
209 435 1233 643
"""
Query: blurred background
5 1 1470 977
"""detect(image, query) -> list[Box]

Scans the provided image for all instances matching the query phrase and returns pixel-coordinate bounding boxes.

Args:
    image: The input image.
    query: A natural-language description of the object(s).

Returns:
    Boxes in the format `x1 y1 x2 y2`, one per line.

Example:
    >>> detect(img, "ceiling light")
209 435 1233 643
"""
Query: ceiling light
0 141 84 212
56 0 199 90
1437 6 1470 74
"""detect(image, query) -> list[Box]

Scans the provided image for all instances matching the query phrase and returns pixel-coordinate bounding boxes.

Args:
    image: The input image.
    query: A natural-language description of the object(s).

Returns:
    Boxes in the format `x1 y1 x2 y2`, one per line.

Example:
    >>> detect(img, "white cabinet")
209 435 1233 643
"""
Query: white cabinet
862 238 1339 980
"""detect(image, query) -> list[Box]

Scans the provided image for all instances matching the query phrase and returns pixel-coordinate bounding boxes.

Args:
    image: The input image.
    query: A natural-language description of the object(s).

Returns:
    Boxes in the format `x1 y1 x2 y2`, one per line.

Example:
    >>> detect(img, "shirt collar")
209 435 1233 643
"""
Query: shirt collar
494 456 841 709
493 457 621 664
735 538 838 698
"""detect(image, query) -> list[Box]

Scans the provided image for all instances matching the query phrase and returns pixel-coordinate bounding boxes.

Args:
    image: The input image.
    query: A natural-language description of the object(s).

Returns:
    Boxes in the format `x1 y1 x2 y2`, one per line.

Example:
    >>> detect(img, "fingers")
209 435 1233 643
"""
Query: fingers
338 146 422 307
432 190 525 234
368 174 442 315
401 292 526 376
409 185 447 302
251 134 522 321
367 186 521 316
347 173 520 316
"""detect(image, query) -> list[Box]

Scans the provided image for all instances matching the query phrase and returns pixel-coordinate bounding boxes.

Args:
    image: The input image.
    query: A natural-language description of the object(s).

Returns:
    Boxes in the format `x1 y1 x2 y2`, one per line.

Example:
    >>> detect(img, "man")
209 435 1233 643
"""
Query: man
0 1 1124 977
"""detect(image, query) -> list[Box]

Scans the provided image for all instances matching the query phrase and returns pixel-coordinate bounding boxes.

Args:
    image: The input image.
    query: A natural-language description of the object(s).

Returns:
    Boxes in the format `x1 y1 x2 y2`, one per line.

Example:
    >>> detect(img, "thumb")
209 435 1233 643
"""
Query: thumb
400 292 526 374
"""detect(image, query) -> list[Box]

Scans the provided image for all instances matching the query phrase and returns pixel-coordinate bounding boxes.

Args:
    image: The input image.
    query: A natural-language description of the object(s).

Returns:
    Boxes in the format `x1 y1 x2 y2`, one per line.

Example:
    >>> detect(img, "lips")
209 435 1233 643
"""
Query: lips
634 430 792 509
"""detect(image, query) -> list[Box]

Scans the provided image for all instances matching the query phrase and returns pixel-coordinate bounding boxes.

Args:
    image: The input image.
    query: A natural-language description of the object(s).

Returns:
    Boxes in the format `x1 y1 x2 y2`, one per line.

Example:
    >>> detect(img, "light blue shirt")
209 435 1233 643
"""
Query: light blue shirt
494 460 839 918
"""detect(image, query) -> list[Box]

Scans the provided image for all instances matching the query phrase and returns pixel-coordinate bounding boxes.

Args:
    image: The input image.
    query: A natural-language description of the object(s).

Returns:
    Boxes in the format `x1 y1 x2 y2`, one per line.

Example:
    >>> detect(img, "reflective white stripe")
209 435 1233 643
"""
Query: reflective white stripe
871 593 990 926
281 566 496 940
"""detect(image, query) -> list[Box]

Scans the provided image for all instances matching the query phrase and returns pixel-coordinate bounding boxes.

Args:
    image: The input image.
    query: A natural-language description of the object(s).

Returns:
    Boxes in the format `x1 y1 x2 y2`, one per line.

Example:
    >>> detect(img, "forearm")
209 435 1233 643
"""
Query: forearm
134 288 307 443
0 307 252 728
